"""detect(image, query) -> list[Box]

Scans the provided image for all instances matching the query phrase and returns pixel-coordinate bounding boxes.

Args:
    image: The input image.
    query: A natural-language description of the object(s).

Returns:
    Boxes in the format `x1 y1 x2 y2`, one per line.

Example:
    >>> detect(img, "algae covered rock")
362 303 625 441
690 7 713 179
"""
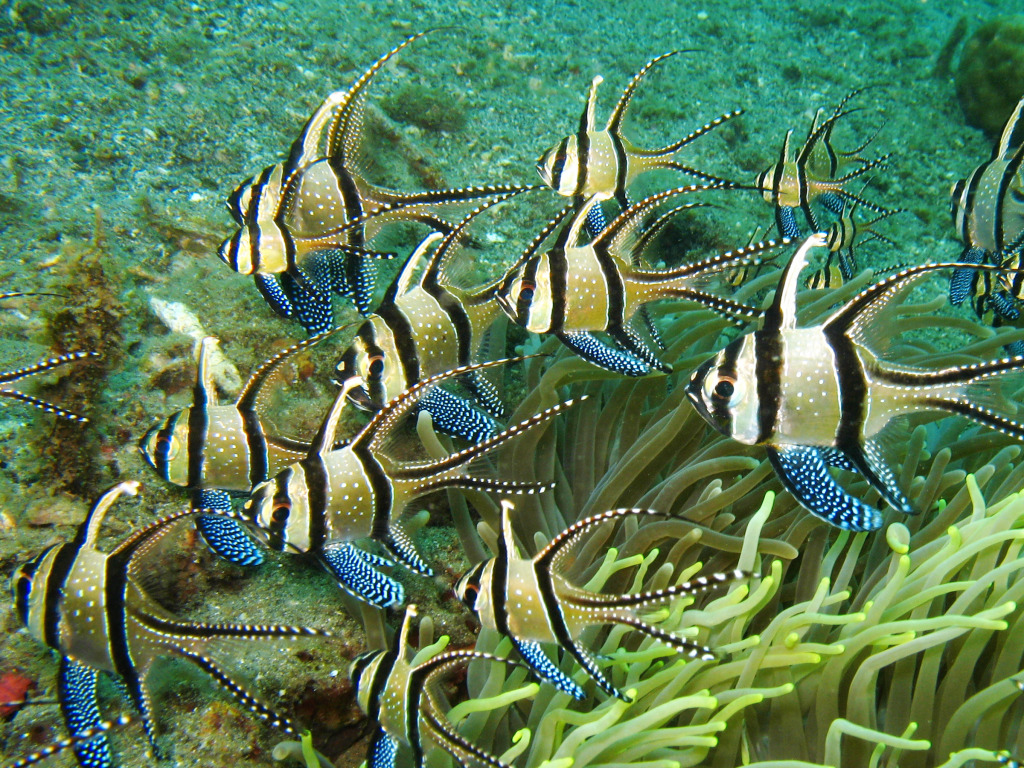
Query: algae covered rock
955 15 1024 135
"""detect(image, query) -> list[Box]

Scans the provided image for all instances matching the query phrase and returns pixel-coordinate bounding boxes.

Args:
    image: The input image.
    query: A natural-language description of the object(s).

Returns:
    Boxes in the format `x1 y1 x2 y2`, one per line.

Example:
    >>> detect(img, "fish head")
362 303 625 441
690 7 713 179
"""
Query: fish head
336 336 393 412
244 469 309 553
453 560 487 613
949 176 967 223
138 413 190 487
495 253 554 333
536 136 580 197
686 336 755 441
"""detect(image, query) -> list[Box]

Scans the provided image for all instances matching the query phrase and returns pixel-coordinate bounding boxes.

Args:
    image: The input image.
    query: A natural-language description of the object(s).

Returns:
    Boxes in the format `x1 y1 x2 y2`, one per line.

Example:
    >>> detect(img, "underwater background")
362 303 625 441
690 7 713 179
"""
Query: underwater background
3 0 1024 766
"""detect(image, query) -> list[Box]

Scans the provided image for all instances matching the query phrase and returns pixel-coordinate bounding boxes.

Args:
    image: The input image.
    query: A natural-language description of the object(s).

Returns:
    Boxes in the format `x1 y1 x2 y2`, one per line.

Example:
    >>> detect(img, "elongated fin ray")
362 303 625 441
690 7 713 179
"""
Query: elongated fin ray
764 234 829 333
606 50 681 134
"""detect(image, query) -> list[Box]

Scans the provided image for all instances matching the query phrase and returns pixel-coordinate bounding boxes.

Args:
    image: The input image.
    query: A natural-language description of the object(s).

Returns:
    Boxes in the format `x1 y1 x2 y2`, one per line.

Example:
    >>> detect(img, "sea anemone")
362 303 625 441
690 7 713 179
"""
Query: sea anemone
414 270 1024 768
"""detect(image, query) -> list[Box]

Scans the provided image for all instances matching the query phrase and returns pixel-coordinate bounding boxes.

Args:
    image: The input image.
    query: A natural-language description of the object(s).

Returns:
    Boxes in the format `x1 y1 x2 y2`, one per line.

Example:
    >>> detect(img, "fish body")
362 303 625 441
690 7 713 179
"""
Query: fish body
455 502 744 700
496 190 783 375
350 605 522 768
138 335 336 566
755 89 893 239
219 33 529 331
687 234 1024 531
537 51 742 206
337 193 534 426
243 360 582 608
11 482 332 768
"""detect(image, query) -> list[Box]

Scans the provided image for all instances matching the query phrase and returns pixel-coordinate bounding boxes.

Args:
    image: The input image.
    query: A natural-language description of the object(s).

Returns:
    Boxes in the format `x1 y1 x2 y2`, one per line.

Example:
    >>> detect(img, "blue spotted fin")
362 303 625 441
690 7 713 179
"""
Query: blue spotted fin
321 542 404 608
767 445 884 531
193 489 264 567
58 659 113 768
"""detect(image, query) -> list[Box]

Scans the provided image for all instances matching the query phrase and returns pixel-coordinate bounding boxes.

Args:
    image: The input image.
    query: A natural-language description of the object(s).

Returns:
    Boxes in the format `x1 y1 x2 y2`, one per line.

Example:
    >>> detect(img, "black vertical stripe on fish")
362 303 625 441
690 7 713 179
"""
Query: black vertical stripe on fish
825 330 868 451
153 412 180 482
241 409 269 488
267 473 294 551
754 331 783 444
576 131 591 199
516 256 542 328
611 132 630 208
301 457 330 553
103 549 145 732
186 385 209 490
353 444 393 543
376 301 420 386
593 241 626 330
424 283 473 366
325 158 366 248
548 248 568 334
491 521 511 638
42 545 79 651
956 166 984 244
996 149 1024 250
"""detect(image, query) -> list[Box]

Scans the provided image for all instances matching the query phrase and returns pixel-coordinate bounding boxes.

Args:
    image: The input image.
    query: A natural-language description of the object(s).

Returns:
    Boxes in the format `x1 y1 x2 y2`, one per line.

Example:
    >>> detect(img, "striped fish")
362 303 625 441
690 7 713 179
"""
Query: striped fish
754 88 893 240
336 192 537 438
242 359 583 608
537 51 742 208
138 334 339 566
1 292 96 423
349 604 524 768
219 32 530 332
11 481 333 768
949 95 1024 316
686 234 1024 532
454 502 747 700
495 189 786 376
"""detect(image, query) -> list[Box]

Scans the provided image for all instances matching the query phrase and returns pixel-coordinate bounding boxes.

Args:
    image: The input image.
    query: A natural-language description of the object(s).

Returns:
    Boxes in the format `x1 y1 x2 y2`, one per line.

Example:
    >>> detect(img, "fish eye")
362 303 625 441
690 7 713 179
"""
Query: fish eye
271 501 291 523
517 280 535 303
368 355 385 378
704 372 744 408
152 433 181 461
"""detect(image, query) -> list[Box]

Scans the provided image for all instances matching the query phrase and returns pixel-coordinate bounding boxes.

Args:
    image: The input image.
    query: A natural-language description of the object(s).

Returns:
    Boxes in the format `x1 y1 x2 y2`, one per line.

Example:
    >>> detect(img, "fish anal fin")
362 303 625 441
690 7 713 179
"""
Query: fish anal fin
766 444 883 531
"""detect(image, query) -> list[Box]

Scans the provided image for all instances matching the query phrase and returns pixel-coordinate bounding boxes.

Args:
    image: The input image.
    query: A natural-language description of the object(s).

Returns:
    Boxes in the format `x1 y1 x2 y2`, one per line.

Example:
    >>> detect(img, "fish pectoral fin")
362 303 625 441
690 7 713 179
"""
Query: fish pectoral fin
193 490 265 567
557 330 655 377
368 730 400 768
384 523 434 577
846 439 916 515
766 444 883 531
418 387 500 444
253 273 296 318
59 658 115 768
320 542 404 608
511 636 585 700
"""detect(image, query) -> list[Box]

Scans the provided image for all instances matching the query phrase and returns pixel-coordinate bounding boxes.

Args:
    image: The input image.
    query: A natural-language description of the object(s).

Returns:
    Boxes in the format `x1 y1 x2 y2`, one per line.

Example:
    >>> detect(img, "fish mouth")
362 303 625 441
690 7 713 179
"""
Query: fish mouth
684 359 717 426
345 383 378 412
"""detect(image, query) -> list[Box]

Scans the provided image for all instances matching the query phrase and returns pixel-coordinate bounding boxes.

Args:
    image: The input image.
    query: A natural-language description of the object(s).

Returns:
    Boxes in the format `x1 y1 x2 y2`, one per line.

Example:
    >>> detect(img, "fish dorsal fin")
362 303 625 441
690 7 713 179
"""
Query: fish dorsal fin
433 188 540 291
194 337 219 408
258 163 286 221
764 233 828 333
310 376 366 457
82 480 141 549
395 232 445 298
564 195 601 248
580 75 603 134
599 184 719 257
397 604 419 662
997 96 1024 159
286 32 430 173
822 261 970 351
236 326 348 414
499 499 521 561
606 50 681 135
